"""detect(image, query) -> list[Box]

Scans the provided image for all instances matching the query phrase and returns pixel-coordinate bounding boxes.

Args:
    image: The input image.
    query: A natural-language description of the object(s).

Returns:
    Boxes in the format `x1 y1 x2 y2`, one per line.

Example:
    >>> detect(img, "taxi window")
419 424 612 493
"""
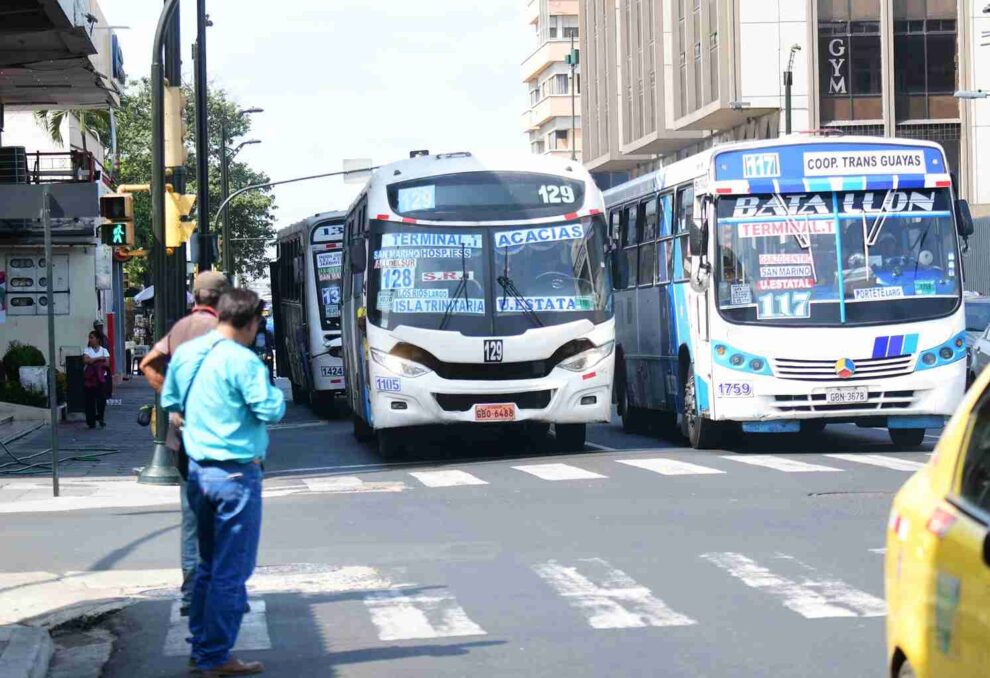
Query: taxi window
961 399 990 513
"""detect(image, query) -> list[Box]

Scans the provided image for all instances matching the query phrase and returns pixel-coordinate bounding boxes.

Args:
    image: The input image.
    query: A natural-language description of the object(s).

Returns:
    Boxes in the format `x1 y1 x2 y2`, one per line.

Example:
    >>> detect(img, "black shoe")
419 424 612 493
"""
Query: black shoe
98 421 106 428
180 604 191 617
87 424 96 429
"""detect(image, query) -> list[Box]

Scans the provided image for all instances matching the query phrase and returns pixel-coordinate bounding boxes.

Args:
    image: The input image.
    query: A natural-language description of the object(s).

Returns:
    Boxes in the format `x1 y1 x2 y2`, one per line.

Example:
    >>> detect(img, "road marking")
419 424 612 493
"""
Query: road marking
533 558 696 629
824 454 926 472
512 463 607 481
701 552 886 618
617 458 725 476
869 548 886 554
409 470 488 488
585 441 617 452
164 598 270 656
722 455 842 473
363 589 486 640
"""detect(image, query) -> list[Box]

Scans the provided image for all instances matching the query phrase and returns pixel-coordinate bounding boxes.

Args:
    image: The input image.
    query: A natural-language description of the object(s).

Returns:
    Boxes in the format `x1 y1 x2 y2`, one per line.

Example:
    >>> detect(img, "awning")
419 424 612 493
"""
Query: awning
133 286 194 305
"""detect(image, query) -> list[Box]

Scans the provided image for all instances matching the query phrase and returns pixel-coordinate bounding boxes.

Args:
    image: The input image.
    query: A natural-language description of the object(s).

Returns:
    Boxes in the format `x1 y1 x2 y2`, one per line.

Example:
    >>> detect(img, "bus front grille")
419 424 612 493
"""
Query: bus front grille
772 355 914 381
771 390 915 413
433 390 554 412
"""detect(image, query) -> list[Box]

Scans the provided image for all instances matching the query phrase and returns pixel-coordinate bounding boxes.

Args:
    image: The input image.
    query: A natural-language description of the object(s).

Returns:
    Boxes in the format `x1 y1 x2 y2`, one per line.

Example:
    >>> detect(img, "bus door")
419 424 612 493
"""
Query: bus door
342 212 369 420
615 203 641 404
656 193 678 411
269 260 285 378
635 196 663 410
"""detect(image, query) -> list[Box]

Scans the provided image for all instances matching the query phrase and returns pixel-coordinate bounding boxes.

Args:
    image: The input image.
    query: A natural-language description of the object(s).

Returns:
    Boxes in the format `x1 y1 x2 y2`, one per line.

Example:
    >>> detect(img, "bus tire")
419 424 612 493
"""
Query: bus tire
889 428 925 448
291 383 309 405
352 414 374 442
555 423 586 451
681 364 721 450
376 428 405 459
618 381 647 433
312 394 338 419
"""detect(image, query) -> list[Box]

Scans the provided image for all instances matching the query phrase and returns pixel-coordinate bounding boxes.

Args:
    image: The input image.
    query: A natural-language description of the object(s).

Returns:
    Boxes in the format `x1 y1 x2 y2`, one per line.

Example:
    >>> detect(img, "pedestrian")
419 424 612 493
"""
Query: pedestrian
252 319 275 384
82 330 110 428
161 288 285 676
140 271 229 617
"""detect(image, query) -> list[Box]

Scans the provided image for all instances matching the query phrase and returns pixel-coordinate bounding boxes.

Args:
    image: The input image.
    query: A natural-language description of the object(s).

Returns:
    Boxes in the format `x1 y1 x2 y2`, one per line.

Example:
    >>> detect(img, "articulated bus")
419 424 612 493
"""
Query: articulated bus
605 136 974 449
341 151 614 456
271 211 347 416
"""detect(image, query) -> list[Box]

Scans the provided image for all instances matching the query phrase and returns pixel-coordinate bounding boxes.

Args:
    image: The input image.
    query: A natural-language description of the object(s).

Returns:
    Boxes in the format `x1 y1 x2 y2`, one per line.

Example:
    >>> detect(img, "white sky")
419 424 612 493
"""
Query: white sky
99 0 531 226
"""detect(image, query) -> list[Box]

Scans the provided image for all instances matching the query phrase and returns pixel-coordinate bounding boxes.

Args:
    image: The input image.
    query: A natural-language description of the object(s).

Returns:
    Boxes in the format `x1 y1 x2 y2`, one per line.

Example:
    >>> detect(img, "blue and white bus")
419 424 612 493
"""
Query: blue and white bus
605 136 974 449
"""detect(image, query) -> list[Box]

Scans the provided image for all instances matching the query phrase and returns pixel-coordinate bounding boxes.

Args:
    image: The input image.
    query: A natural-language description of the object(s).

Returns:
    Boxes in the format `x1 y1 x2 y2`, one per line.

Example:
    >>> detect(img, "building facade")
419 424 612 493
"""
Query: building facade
522 0 583 158
578 0 989 216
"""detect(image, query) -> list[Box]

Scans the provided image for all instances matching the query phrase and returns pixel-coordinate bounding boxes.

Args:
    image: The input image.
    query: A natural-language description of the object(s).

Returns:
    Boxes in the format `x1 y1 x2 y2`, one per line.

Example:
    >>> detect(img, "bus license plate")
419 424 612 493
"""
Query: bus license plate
474 403 516 422
825 387 868 404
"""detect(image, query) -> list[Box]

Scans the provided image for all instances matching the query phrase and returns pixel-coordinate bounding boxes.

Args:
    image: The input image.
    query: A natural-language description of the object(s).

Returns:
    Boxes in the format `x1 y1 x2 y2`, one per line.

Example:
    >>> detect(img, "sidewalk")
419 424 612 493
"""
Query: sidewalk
0 377 158 480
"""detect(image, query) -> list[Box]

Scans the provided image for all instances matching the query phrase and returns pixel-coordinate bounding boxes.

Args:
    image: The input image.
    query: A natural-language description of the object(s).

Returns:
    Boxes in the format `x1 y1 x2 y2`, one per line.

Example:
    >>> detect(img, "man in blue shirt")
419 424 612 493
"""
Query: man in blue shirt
162 289 285 676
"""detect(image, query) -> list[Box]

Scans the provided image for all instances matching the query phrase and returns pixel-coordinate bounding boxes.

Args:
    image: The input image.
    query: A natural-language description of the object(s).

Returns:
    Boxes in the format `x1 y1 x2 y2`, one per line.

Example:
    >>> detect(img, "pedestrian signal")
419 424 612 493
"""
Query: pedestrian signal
100 193 133 222
101 221 134 246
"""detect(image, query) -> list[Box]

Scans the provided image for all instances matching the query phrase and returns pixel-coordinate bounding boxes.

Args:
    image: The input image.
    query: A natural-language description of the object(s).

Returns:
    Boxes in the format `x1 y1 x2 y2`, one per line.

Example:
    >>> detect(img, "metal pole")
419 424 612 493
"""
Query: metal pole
784 70 793 135
139 0 182 486
42 185 59 497
570 33 577 161
164 0 187 328
193 0 211 269
221 120 231 277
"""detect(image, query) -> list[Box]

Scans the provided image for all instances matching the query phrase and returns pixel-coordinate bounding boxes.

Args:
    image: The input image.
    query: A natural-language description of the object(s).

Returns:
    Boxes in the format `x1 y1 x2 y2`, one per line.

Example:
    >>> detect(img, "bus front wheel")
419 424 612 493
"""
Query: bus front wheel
353 414 374 442
555 423 586 451
889 428 925 448
682 364 721 450
377 428 405 459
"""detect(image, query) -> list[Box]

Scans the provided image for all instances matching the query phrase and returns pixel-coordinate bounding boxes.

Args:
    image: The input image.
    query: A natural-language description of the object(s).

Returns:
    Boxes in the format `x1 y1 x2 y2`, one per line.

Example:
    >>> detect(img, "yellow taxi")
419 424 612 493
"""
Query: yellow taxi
885 366 990 677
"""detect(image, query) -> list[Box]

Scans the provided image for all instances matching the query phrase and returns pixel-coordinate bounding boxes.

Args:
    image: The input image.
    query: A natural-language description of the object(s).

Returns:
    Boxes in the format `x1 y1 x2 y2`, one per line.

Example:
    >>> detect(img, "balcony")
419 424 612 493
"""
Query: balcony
672 101 779 132
521 41 571 82
522 95 580 132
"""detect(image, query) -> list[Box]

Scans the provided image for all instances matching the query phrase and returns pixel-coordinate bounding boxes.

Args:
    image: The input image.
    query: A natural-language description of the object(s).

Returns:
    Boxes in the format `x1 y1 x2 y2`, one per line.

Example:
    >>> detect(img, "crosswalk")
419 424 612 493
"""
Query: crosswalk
290 452 929 496
150 549 885 658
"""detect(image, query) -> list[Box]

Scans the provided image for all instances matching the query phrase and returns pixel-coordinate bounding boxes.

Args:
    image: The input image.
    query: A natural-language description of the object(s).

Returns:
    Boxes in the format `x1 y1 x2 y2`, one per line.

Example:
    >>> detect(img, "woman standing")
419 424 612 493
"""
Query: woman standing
83 330 110 428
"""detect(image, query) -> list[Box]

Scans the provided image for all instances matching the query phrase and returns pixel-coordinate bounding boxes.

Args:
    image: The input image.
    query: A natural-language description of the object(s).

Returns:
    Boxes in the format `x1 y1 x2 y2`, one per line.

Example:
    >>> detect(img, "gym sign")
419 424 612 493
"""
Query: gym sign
826 37 848 95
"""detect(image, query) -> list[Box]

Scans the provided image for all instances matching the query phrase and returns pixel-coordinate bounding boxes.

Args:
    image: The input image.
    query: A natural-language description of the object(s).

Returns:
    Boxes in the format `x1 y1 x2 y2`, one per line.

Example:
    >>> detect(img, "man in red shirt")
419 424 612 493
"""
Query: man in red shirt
141 271 229 616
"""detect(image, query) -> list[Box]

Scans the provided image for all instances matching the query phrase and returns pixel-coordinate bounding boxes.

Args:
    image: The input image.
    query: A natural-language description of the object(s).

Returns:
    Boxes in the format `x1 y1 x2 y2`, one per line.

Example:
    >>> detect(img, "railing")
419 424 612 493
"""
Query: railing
28 151 103 184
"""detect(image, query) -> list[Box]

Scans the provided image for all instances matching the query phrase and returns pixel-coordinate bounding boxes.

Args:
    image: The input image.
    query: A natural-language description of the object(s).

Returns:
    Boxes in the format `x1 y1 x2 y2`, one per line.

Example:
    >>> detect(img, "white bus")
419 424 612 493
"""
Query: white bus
605 136 974 449
341 151 614 456
271 211 347 416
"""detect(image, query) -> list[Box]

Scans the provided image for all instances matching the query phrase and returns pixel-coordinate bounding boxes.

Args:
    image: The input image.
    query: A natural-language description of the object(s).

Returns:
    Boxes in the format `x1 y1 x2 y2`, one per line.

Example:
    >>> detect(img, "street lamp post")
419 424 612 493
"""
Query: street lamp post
220 108 262 280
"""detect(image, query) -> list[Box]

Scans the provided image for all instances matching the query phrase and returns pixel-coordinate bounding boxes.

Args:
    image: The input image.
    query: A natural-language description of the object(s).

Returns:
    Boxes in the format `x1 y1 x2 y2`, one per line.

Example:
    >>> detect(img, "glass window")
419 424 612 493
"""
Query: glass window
960 396 990 514
893 2 959 121
639 199 657 286
676 185 694 276
819 15 883 123
624 205 639 287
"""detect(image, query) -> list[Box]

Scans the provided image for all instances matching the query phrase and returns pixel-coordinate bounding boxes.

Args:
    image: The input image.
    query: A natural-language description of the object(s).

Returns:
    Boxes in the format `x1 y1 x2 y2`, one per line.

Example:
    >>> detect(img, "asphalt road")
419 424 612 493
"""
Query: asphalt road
0 397 934 677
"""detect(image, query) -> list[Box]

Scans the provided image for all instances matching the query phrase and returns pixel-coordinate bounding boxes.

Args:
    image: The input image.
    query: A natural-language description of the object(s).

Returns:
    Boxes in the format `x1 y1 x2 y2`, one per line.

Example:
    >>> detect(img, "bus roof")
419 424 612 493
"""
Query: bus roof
275 210 346 243
347 151 598 215
604 135 951 206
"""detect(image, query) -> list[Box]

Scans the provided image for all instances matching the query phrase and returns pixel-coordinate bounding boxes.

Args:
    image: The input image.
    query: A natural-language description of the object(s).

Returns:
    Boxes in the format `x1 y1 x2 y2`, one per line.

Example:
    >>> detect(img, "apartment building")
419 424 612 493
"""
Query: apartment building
578 0 989 213
522 0 583 158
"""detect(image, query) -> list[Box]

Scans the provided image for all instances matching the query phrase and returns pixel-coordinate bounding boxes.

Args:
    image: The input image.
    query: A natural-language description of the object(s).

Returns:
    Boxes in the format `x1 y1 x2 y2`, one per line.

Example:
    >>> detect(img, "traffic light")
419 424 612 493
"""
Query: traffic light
165 188 197 248
101 221 134 247
100 193 134 246
164 85 188 167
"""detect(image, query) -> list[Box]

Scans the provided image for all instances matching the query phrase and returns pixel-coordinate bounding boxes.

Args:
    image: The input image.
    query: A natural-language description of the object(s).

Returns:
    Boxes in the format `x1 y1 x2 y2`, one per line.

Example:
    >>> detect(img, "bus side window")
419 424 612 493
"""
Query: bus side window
657 195 672 285
639 197 657 287
609 210 624 289
624 204 638 288
676 185 695 280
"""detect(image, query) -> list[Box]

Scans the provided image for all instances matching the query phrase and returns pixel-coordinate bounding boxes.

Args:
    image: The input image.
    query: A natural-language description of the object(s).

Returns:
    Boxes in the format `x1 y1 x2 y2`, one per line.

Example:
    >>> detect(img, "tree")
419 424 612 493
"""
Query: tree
114 78 277 283
33 109 111 155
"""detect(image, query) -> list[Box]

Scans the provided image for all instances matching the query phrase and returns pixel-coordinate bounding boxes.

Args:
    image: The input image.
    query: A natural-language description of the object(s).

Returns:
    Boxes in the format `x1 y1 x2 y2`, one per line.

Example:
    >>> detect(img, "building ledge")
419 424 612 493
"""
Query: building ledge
583 151 653 173
620 129 705 156
672 101 779 132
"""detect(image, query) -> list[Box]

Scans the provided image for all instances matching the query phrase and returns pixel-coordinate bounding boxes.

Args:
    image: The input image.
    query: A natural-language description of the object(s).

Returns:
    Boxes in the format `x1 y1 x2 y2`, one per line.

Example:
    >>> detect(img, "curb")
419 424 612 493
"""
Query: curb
0 625 54 678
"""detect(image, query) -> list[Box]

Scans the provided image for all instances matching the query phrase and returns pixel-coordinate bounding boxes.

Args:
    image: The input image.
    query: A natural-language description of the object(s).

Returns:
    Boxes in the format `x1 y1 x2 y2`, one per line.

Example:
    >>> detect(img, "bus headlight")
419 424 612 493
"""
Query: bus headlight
558 341 614 372
371 348 432 378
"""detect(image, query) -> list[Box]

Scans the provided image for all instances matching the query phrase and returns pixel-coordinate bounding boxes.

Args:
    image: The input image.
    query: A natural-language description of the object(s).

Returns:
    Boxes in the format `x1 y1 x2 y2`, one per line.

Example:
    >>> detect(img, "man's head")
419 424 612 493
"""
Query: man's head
217 288 262 346
93 318 104 332
193 271 230 308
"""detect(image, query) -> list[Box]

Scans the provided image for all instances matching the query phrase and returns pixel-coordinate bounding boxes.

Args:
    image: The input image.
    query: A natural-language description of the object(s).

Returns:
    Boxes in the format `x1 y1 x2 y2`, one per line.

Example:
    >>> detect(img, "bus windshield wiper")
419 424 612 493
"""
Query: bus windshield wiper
865 189 895 248
497 274 543 328
438 244 470 331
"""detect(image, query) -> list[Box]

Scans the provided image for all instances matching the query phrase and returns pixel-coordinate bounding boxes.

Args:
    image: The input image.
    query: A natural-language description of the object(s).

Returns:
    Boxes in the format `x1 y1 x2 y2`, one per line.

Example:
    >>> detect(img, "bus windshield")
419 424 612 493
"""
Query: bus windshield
314 249 343 330
715 188 961 326
368 217 612 336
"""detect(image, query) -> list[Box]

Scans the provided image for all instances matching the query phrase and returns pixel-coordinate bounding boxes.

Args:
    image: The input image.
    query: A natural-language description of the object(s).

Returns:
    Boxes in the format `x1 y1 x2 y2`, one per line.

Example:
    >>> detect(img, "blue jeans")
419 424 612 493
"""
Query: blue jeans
179 479 199 609
186 459 263 669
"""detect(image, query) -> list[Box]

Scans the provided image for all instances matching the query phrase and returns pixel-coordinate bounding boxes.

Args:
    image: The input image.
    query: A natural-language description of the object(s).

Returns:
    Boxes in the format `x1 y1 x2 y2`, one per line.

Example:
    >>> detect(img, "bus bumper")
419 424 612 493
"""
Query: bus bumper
708 362 965 424
368 359 614 430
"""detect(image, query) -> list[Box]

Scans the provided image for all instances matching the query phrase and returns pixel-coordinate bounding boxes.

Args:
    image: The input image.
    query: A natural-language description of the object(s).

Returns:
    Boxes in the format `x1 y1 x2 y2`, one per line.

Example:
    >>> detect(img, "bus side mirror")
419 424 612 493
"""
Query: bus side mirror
956 199 975 238
349 242 367 273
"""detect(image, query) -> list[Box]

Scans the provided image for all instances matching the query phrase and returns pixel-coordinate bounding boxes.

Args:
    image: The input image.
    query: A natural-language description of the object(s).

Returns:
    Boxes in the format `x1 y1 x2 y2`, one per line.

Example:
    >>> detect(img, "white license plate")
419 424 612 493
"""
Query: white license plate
825 387 869 404
474 403 516 422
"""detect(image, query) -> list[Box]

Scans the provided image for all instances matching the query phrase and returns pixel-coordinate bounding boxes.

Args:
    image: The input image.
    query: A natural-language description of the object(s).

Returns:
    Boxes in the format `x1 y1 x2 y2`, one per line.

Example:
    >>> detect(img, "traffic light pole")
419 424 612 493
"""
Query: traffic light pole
164 0 187 330
221 120 231 277
193 0 211 270
139 0 182 486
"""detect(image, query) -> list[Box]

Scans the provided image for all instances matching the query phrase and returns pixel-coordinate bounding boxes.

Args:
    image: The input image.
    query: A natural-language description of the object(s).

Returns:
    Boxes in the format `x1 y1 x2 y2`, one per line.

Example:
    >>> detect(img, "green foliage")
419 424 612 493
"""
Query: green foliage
2 341 45 382
0 380 47 408
116 79 277 284
33 110 111 153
